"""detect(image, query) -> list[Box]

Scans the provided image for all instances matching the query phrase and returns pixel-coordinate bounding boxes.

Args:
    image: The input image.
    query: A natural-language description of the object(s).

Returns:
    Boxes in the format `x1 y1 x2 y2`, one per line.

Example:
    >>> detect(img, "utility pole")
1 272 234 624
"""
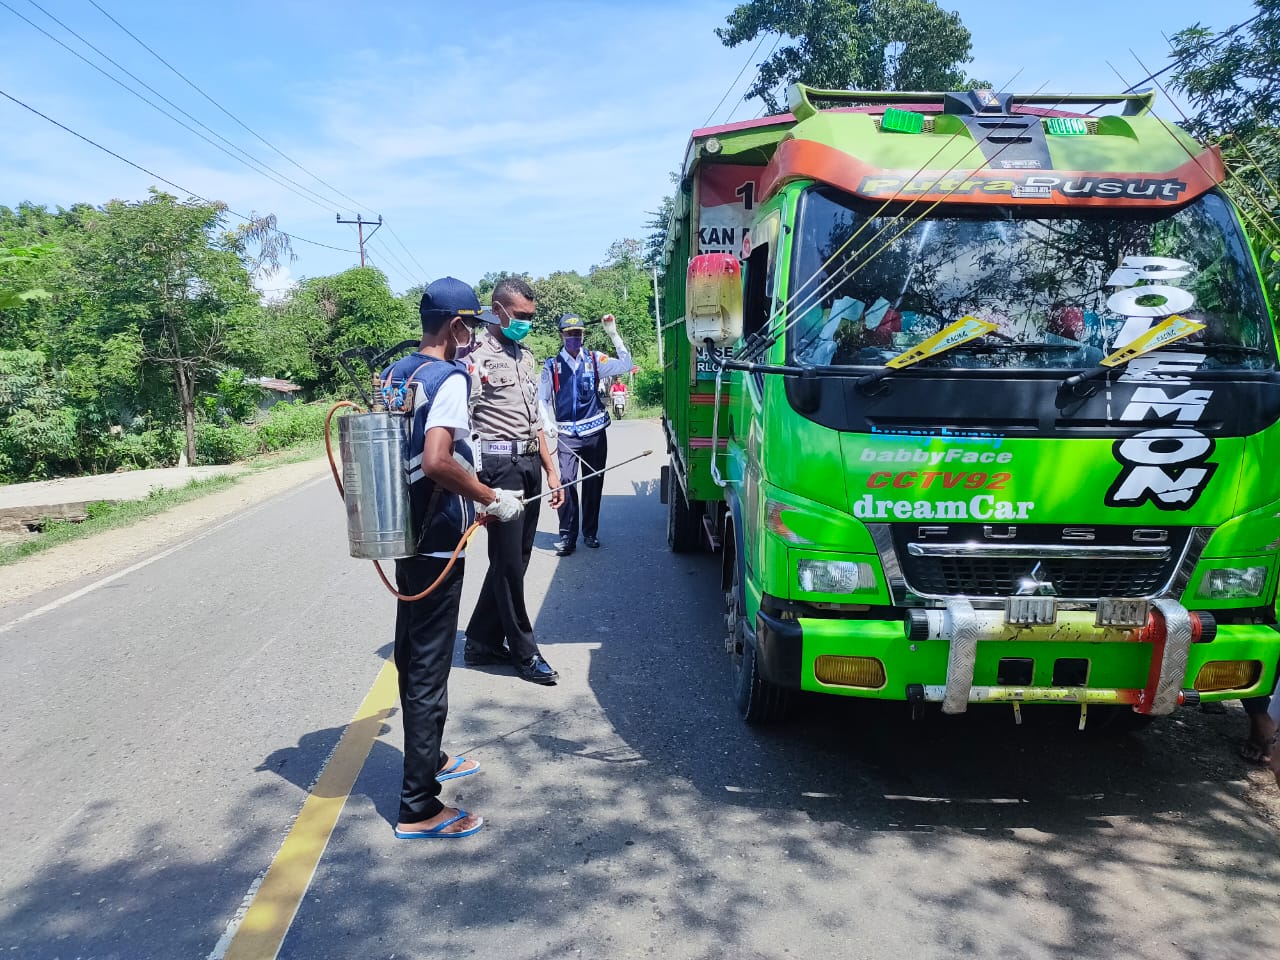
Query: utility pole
336 213 383 266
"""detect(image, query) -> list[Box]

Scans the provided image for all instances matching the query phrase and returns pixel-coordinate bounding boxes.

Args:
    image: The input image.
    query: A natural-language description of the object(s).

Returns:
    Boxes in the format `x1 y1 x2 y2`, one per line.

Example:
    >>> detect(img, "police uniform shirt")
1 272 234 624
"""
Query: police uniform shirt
468 328 540 442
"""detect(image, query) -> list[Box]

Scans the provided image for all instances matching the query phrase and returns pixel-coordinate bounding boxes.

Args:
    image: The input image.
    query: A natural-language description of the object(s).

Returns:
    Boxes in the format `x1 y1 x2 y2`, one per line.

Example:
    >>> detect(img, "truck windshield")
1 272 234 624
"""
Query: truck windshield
788 186 1275 372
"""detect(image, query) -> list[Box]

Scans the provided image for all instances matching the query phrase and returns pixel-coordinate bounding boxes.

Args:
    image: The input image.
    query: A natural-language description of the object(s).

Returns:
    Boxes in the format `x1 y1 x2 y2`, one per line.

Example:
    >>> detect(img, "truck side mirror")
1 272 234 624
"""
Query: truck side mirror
685 253 743 346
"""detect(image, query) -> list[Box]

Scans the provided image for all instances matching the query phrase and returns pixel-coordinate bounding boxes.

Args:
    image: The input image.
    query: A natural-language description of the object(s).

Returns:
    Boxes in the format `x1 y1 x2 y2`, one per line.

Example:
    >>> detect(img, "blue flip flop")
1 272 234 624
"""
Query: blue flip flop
436 756 480 782
394 809 484 839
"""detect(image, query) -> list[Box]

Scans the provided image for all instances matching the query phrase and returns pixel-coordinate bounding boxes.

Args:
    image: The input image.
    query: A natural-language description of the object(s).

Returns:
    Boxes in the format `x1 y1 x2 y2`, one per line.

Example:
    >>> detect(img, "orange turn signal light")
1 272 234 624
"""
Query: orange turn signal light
815 656 886 689
1193 660 1262 693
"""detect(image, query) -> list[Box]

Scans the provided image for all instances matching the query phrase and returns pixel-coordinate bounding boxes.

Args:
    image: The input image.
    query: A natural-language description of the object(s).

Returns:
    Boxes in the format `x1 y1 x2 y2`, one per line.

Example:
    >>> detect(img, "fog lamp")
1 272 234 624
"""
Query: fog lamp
1200 566 1268 599
1193 660 1262 692
815 656 886 688
797 559 875 594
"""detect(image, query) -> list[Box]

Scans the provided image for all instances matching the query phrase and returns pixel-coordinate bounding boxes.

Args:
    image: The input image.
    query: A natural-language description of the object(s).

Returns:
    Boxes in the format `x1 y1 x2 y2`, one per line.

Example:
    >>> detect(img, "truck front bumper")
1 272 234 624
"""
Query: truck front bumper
755 601 1278 712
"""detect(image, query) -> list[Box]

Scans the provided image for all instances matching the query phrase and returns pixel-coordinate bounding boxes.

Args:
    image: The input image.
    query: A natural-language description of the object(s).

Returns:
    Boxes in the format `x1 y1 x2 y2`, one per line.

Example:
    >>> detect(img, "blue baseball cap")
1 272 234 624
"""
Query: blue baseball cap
421 277 483 323
558 313 586 332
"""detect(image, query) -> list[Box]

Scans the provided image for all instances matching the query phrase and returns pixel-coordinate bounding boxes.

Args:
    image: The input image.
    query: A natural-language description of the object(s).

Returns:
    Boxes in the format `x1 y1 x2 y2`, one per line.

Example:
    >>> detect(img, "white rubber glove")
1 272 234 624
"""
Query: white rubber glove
479 488 524 523
601 313 625 352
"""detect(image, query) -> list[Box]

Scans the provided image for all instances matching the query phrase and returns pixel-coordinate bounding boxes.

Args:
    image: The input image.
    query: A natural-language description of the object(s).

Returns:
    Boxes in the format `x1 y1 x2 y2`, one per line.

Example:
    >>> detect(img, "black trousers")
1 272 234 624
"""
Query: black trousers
465 452 542 662
556 429 607 544
394 554 465 824
1243 695 1272 716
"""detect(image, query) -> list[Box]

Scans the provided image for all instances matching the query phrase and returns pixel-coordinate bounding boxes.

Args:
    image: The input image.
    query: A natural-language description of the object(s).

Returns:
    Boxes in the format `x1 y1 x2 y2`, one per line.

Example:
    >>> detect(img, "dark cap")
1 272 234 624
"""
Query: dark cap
421 277 482 322
558 313 585 333
476 308 500 326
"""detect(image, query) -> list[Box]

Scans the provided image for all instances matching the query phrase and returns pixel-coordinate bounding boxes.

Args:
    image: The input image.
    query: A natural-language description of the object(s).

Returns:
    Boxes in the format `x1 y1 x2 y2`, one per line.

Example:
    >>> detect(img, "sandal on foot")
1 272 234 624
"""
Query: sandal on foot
394 809 484 839
1240 738 1275 766
436 755 480 782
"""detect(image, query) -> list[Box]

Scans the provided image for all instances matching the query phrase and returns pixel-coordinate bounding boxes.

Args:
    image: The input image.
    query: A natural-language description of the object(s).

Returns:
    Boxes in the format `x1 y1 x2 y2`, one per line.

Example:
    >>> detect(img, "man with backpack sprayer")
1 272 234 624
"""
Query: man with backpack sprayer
380 277 522 840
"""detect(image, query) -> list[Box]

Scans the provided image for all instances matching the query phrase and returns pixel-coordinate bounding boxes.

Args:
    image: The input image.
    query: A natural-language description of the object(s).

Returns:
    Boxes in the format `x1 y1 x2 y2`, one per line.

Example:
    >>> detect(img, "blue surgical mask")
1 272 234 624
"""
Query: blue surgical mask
503 319 533 342
564 335 583 356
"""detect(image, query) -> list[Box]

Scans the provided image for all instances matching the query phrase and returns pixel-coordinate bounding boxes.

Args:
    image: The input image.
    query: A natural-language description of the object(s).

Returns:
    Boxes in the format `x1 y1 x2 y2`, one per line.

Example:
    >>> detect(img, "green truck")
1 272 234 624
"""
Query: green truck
659 84 1280 726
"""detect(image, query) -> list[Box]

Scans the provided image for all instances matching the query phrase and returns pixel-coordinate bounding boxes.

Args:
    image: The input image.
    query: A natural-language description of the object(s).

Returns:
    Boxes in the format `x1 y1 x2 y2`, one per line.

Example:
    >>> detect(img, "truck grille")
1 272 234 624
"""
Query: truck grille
887 525 1193 600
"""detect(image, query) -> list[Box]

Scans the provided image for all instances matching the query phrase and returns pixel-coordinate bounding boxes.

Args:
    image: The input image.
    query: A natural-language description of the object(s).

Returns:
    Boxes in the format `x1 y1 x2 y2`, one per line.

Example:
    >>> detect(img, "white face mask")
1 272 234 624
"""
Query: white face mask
450 320 476 357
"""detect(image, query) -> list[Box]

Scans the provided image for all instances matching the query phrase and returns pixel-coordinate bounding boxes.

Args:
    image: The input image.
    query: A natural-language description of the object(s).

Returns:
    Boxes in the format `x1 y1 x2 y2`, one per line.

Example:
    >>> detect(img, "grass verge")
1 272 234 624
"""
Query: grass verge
0 473 243 567
0 440 330 568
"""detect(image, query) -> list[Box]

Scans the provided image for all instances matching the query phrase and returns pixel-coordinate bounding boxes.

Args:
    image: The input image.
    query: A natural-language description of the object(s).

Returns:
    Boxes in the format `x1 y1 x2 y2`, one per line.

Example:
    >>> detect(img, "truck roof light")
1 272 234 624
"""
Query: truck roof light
881 108 924 134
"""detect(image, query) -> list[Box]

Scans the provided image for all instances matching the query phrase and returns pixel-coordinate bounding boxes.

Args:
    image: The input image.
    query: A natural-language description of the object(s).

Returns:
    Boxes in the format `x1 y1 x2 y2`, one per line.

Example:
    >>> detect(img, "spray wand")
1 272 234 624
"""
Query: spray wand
520 449 653 504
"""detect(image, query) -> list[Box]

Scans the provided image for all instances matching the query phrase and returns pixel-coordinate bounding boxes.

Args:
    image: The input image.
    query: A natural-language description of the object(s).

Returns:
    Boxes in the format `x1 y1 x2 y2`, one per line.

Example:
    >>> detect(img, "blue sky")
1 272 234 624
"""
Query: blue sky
0 0 1261 297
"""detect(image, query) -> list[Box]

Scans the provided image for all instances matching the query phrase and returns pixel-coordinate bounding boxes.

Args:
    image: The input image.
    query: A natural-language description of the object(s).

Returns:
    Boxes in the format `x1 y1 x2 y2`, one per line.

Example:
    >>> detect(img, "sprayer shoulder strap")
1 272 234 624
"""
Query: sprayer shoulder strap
404 359 470 550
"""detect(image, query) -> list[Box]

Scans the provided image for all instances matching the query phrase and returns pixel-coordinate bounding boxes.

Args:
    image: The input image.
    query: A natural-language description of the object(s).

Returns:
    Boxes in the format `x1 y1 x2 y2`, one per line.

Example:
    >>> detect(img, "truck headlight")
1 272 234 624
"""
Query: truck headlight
1200 566 1268 600
797 559 876 594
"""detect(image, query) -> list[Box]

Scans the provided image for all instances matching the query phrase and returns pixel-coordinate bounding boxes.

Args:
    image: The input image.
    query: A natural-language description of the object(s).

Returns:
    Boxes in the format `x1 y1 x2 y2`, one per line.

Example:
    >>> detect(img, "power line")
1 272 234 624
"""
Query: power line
85 0 379 219
365 233 417 284
0 86 357 254
1118 10 1265 93
702 30 770 128
725 31 783 124
365 236 417 287
383 223 426 277
8 0 345 217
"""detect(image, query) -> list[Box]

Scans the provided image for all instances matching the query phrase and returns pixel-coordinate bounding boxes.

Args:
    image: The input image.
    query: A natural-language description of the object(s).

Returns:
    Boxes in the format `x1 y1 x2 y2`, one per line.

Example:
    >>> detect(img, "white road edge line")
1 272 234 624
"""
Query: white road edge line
0 476 327 636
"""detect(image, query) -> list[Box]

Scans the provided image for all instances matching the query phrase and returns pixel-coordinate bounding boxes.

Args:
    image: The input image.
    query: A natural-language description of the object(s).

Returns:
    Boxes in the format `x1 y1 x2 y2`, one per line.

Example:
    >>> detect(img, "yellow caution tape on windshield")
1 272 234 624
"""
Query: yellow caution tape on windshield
885 315 999 369
1101 314 1204 367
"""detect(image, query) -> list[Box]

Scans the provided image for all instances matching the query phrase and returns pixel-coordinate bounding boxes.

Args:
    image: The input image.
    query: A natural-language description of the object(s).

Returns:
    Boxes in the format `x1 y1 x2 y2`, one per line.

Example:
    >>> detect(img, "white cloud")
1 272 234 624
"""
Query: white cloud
254 263 297 303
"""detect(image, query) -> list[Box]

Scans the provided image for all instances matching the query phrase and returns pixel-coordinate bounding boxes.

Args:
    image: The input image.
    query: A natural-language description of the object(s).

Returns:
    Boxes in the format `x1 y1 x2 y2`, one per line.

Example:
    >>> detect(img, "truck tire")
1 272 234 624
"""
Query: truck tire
726 538 790 724
666 464 702 553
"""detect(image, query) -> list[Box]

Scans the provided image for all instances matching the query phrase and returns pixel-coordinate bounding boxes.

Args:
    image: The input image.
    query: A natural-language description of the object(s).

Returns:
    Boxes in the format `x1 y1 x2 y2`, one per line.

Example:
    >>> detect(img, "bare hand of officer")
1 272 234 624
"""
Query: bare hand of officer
547 473 565 509
479 488 524 523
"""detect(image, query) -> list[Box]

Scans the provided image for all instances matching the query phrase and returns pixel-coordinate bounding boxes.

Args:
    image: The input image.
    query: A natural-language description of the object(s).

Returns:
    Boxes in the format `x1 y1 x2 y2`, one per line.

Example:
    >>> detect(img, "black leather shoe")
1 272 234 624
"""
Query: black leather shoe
517 655 559 685
553 539 575 557
584 536 600 549
464 645 510 666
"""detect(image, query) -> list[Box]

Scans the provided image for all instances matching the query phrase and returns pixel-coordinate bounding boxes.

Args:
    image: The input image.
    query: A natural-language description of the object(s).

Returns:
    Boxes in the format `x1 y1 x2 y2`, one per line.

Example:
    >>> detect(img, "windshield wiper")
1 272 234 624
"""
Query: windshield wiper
1059 315 1207 398
1192 342 1269 357
949 340 1089 353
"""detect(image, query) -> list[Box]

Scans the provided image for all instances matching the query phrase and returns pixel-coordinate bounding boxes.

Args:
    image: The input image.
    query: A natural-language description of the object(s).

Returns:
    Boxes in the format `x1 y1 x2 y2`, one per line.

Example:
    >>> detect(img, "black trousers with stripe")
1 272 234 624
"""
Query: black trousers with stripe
556 429 607 545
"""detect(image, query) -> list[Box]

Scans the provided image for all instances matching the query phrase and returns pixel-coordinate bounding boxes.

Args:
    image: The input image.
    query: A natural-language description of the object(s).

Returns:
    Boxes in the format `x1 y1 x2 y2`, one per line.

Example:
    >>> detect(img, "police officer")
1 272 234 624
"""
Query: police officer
462 277 563 685
540 313 633 555
381 277 522 840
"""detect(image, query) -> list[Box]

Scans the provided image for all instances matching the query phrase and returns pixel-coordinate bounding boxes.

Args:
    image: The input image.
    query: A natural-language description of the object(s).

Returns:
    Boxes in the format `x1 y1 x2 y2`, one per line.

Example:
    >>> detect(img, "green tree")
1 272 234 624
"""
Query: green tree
274 266 418 394
1169 2 1280 293
0 349 77 480
717 0 978 112
75 191 262 465
474 270 531 303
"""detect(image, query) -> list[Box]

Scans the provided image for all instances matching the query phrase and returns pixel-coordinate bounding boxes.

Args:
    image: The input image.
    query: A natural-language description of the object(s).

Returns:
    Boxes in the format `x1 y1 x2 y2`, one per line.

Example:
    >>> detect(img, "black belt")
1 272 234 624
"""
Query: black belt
479 438 539 455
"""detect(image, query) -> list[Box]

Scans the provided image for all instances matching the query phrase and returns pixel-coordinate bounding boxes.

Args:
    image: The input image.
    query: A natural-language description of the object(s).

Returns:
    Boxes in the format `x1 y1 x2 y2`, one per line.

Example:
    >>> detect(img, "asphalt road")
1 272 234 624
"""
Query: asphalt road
2 418 1278 960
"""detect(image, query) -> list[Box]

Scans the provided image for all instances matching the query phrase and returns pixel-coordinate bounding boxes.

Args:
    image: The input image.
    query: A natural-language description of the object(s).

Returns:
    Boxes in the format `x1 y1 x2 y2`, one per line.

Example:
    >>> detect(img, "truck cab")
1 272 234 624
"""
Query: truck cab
660 85 1280 726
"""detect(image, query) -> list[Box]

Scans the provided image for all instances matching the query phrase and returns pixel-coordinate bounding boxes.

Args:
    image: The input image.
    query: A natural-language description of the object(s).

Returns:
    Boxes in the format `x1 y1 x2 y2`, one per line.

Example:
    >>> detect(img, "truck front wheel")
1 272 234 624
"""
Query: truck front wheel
726 540 790 724
666 464 702 553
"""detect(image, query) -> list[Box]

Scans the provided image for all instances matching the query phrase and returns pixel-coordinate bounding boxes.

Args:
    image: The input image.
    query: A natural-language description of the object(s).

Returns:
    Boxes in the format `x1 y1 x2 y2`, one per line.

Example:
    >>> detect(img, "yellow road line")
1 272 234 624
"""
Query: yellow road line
222 659 399 960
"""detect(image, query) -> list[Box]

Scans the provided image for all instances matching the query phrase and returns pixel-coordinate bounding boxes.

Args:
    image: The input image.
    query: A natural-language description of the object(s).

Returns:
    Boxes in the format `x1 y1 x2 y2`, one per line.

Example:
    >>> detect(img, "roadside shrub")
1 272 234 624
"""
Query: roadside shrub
195 422 256 464
633 369 663 407
255 401 327 451
114 428 181 470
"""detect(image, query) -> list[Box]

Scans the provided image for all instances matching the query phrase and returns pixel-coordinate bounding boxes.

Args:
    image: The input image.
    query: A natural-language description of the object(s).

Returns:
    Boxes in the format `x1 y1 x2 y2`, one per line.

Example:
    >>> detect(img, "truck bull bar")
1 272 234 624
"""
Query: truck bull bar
907 599 1213 716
